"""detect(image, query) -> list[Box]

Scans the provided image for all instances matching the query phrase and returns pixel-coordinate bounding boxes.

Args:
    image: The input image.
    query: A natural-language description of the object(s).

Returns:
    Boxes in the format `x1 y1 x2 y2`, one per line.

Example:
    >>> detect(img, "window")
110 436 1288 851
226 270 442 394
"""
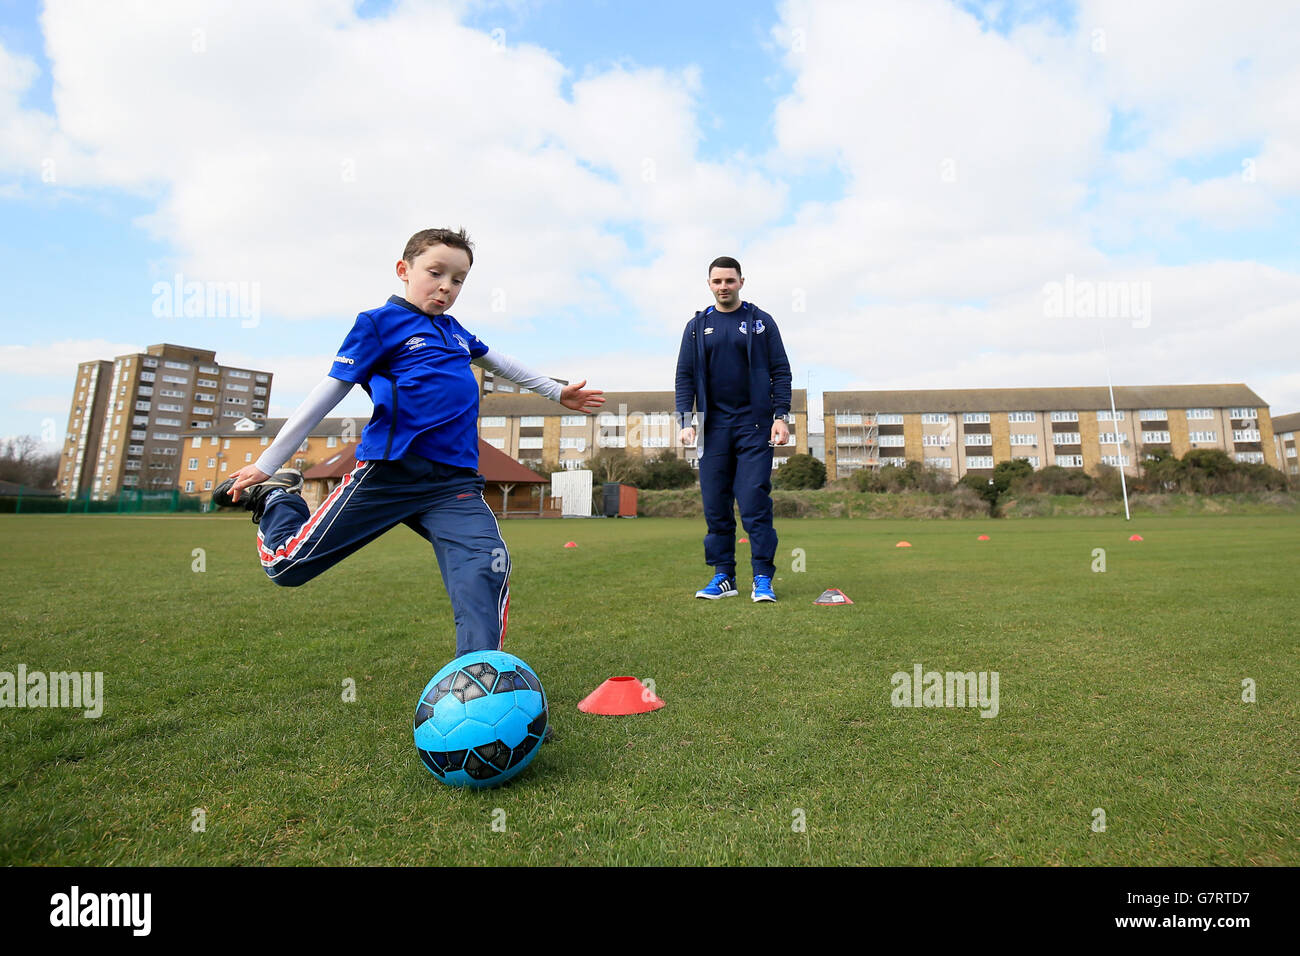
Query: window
1007 411 1036 423
480 416 506 428
1142 431 1171 443
164 361 189 370
199 365 218 374
226 384 249 392
227 370 251 379
1010 433 1036 446
160 388 186 398
197 378 218 388
1232 429 1260 442
151 432 179 441
1188 431 1217 442
188 458 198 470
244 452 253 463
260 437 269 446
210 436 219 446
139 371 156 383
135 401 151 411
207 458 216 468
561 415 586 426
142 358 158 368
138 387 153 397
156 418 182 427
496 384 514 392
835 414 863 425
597 434 626 448
1050 411 1078 423
1186 408 1213 420
192 407 213 415
965 434 992 446
161 375 189 385
520 416 545 427
1096 410 1126 421
1097 432 1128 444
1099 455 1131 467
204 480 213 491
1052 433 1081 445
1140 409 1167 420
1055 455 1084 467
879 435 905 447
1229 407 1257 419
224 439 231 449
1020 456 1041 468
881 456 906 467
966 456 994 469
484 437 505 449
560 437 586 451
963 412 990 424
877 413 904 425
158 403 183 412
921 413 948 424
184 481 195 492
518 437 544 449
922 434 948 447
191 437 203 448
925 457 951 469
255 374 268 383
598 413 627 427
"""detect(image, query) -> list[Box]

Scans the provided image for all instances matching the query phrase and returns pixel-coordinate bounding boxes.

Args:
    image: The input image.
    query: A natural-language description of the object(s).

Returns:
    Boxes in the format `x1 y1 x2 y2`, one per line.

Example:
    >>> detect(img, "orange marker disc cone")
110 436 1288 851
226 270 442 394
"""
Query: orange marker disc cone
738 537 749 544
577 676 665 716
977 534 990 541
814 588 854 605
896 541 912 548
563 541 578 548
1129 534 1143 542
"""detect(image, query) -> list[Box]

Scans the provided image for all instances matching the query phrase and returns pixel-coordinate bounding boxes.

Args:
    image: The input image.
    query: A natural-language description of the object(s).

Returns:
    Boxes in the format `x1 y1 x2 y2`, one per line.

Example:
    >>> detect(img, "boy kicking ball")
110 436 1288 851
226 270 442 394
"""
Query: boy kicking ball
214 227 604 665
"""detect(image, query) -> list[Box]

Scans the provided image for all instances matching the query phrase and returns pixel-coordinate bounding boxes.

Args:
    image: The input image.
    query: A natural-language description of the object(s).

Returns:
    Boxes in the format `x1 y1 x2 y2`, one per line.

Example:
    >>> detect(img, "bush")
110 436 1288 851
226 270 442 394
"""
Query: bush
772 453 827 490
631 450 697 490
1013 465 1095 496
855 460 952 494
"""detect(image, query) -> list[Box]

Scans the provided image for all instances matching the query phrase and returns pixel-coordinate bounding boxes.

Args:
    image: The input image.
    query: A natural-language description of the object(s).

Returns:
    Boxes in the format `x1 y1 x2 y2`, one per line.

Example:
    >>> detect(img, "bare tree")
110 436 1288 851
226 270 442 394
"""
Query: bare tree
0 436 59 489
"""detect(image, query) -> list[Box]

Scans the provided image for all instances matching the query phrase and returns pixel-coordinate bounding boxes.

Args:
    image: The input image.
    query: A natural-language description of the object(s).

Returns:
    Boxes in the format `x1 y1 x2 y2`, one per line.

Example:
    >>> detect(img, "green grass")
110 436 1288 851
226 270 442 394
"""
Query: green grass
0 513 1295 865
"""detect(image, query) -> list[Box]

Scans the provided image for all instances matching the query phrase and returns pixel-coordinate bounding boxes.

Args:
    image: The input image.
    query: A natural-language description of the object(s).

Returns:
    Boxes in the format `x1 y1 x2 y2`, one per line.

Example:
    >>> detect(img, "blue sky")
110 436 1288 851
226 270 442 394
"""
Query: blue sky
2 0 1298 448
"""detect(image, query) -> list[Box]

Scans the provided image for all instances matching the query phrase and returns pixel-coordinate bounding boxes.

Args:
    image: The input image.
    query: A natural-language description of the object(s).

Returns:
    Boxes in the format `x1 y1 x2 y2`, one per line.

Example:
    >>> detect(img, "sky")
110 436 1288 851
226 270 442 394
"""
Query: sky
1 0 1298 448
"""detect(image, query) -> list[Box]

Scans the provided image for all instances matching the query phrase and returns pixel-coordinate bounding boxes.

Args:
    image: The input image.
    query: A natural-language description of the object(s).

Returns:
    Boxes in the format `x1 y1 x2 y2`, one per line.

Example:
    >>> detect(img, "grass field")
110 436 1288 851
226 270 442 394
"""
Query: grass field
0 512 1295 866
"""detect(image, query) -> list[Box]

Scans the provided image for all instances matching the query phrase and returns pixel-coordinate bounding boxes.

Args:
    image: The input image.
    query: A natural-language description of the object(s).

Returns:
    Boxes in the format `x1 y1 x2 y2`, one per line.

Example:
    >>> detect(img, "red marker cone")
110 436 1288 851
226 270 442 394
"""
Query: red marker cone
578 677 665 716
738 538 749 544
896 541 912 548
1129 534 1143 542
563 541 578 548
977 534 990 541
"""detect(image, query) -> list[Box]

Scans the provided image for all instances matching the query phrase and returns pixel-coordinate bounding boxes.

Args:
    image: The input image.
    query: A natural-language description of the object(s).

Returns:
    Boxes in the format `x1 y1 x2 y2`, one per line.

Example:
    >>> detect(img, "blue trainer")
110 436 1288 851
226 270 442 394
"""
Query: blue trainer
752 575 777 603
695 572 738 600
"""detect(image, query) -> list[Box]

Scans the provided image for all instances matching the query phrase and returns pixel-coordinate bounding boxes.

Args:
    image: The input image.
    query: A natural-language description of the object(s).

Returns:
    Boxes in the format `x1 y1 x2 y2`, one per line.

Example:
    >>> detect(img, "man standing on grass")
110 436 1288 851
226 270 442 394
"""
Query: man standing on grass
675 256 792 602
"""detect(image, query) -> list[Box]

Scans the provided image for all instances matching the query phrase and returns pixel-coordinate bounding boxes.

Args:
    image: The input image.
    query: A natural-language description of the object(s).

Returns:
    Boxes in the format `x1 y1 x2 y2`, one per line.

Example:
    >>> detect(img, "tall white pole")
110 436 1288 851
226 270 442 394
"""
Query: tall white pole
1100 323 1131 520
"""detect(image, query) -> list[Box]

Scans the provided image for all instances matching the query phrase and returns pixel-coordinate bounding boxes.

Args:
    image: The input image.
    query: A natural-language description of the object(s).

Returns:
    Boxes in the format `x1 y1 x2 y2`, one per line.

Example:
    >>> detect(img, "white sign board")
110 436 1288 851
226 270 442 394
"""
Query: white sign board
550 470 593 517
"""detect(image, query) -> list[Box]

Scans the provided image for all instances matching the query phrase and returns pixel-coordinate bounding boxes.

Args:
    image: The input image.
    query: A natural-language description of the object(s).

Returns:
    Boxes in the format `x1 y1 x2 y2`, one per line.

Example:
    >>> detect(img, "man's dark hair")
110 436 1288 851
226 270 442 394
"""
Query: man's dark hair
708 256 742 277
404 227 474 267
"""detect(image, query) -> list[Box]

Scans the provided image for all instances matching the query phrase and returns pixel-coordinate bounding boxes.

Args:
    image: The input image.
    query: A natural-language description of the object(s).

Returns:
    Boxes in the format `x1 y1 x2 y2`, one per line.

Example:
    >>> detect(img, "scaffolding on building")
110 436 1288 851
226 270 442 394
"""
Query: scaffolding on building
832 410 880 474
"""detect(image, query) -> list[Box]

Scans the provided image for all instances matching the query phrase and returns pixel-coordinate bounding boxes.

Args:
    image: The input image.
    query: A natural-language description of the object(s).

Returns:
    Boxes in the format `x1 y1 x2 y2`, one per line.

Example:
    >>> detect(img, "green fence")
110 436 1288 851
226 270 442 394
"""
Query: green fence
0 489 206 514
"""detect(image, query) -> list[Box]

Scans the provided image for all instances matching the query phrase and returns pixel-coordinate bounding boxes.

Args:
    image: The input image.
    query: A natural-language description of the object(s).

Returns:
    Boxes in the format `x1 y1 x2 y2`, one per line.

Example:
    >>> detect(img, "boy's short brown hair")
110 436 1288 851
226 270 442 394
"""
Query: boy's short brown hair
403 227 474 267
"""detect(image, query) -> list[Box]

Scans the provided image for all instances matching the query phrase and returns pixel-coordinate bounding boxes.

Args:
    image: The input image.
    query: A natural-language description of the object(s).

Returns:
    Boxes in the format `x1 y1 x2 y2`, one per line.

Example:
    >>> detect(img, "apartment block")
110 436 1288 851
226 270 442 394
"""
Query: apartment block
178 416 358 497
479 390 810 471
1272 412 1299 478
57 344 273 499
824 384 1277 482
471 365 567 397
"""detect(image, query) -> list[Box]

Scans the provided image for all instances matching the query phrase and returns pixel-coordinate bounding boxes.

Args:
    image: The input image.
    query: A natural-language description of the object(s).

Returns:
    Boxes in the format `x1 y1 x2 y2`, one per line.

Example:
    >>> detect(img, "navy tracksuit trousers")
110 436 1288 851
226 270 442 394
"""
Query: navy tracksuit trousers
699 422 777 579
255 454 510 657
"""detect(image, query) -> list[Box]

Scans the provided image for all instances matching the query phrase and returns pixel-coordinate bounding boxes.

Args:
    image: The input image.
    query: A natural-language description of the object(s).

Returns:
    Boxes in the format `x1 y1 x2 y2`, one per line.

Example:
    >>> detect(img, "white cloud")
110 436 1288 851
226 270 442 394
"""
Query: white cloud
0 339 143 377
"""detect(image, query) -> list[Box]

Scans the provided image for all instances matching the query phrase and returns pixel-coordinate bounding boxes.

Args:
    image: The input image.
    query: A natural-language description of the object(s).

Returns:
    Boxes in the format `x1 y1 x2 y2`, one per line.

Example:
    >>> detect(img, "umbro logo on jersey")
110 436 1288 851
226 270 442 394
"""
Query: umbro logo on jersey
405 336 427 351
453 333 470 352
704 327 714 335
334 355 355 365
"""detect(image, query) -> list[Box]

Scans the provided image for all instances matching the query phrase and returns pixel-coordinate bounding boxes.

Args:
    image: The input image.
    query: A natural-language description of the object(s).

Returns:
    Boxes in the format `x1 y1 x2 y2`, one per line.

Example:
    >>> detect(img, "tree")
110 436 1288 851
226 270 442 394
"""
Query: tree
773 453 826 490
632 450 697 489
0 436 59 490
581 448 639 485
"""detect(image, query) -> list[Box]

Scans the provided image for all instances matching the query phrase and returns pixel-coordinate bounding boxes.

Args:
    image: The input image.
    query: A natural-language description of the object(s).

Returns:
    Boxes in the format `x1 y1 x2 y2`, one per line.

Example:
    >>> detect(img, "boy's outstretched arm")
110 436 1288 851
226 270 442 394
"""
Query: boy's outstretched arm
474 349 604 413
223 375 354 501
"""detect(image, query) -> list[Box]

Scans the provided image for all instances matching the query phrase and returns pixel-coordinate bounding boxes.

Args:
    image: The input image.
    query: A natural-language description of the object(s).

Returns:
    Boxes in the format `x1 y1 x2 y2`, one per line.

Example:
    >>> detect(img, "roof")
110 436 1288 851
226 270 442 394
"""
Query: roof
1271 412 1300 435
823 384 1269 415
481 388 809 417
301 440 546 484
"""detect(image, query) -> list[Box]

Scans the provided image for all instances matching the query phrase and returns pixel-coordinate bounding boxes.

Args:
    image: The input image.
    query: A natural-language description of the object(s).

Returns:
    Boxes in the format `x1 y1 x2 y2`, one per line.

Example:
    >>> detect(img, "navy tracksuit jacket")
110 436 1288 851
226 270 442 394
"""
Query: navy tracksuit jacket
675 302 792 579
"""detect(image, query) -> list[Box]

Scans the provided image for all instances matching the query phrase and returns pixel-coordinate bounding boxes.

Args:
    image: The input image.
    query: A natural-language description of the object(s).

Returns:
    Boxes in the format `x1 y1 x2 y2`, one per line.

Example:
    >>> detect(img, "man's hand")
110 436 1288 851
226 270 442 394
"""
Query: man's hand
679 426 696 447
770 419 790 446
559 380 605 413
224 465 270 503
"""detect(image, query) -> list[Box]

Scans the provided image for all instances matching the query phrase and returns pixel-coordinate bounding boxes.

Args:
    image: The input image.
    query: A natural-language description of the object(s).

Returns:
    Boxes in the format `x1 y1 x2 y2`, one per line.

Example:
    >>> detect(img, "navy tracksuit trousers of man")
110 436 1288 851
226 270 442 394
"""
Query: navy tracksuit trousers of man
699 422 777 578
254 454 510 657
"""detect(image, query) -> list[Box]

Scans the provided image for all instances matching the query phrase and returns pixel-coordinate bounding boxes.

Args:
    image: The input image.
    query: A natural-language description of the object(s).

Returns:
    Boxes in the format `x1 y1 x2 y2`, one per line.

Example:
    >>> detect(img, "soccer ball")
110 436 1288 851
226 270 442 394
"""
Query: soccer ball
413 650 548 789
